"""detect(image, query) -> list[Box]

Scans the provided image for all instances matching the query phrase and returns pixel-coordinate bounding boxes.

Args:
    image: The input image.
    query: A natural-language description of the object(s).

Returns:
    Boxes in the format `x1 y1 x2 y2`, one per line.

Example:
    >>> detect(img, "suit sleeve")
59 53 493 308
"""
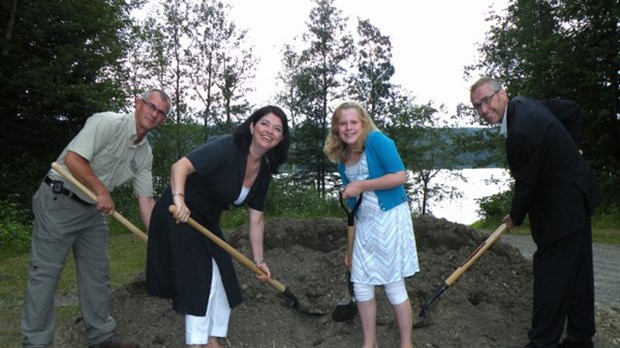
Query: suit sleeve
507 120 544 226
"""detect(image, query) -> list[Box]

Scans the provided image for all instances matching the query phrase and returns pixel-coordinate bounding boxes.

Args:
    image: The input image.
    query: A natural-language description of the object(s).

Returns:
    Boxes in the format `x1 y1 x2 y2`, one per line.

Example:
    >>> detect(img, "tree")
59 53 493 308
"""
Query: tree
386 96 459 215
216 32 257 130
467 0 620 208
276 43 304 128
287 0 354 197
348 18 395 127
0 0 134 205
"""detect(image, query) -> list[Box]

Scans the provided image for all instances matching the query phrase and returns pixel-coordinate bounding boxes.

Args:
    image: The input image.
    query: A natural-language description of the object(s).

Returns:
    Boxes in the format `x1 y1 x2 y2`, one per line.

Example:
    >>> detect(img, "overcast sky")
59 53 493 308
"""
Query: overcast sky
227 0 508 115
226 1 512 224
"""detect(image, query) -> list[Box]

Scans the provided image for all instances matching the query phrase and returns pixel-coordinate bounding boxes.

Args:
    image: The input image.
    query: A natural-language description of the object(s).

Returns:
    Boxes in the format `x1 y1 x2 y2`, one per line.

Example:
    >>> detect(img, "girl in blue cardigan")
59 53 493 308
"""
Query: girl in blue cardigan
324 101 419 348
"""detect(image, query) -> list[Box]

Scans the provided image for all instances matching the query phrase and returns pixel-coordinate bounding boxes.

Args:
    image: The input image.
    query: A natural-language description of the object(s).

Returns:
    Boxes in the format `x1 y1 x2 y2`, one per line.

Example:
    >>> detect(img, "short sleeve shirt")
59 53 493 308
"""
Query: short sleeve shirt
50 112 154 201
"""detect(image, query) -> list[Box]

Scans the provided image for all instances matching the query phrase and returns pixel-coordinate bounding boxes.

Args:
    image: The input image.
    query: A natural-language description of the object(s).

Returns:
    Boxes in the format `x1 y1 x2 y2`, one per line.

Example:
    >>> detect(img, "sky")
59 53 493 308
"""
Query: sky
227 0 509 116
224 0 513 224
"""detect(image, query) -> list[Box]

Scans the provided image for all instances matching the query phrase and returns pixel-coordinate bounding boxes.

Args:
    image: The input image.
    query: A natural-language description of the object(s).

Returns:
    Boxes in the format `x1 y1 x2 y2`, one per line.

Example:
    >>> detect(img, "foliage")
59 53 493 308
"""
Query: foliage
265 175 341 218
0 0 134 208
467 0 620 210
0 198 31 259
347 18 395 127
283 0 354 198
221 175 342 229
475 190 514 225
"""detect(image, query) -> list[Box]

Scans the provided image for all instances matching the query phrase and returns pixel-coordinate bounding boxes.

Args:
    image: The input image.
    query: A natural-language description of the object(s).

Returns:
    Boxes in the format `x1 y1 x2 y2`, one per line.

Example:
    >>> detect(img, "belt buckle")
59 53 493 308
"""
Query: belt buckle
51 180 65 194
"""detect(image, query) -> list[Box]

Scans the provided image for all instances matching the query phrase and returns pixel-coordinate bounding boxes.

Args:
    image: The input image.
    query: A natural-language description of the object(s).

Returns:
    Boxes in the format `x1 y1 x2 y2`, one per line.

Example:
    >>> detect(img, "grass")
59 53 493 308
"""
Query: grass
0 220 147 347
472 217 620 245
1 215 617 347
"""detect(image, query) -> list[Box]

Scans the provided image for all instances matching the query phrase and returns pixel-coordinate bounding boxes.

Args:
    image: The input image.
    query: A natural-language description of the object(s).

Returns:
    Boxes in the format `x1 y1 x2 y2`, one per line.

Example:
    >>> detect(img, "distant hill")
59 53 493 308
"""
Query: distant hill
409 127 504 170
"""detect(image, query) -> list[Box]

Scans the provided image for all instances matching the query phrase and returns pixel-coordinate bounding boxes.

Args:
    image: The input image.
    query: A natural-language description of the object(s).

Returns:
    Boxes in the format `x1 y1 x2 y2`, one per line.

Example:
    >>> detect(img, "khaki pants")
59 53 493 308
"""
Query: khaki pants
21 182 115 347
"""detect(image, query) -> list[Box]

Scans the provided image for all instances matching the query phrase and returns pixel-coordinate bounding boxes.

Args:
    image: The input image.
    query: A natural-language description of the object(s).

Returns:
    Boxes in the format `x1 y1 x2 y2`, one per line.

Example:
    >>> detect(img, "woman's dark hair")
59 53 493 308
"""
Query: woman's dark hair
233 105 290 174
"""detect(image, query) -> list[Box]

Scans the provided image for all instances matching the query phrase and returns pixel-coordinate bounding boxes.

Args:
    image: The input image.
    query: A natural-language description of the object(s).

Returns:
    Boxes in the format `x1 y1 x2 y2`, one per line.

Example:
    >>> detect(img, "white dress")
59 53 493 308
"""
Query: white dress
345 152 419 285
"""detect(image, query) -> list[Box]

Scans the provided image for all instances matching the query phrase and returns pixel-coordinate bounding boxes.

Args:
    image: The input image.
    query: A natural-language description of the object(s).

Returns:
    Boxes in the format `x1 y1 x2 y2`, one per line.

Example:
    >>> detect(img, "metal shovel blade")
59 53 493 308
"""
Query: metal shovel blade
332 298 357 322
282 288 325 316
331 270 357 322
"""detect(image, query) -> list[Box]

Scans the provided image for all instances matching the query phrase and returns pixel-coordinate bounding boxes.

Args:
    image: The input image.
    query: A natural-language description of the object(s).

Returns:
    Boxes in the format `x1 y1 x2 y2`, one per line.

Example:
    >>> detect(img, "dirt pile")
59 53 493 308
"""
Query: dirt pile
55 216 620 347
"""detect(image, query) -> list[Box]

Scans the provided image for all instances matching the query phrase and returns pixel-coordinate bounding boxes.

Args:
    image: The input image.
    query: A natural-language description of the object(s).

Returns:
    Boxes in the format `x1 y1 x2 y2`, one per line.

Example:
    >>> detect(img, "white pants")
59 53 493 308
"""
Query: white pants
354 278 408 304
185 259 230 345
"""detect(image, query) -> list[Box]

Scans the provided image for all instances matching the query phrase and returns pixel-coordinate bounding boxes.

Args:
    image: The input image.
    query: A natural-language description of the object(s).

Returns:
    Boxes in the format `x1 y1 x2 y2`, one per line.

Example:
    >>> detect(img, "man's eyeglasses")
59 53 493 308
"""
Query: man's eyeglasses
141 98 168 119
473 89 500 111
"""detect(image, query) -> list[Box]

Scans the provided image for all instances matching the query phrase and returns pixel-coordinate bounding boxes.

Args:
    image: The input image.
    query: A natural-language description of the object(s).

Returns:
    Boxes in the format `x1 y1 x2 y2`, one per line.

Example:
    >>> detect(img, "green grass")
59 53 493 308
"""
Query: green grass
471 217 620 245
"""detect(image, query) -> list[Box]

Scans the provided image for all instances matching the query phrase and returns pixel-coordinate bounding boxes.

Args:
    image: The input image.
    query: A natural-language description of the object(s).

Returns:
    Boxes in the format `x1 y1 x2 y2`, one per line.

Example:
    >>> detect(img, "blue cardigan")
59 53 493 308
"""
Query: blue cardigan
338 130 409 211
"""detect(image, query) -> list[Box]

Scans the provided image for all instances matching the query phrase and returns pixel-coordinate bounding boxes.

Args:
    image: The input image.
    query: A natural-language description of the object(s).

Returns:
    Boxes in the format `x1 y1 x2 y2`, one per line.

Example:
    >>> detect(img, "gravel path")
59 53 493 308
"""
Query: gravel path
500 234 620 309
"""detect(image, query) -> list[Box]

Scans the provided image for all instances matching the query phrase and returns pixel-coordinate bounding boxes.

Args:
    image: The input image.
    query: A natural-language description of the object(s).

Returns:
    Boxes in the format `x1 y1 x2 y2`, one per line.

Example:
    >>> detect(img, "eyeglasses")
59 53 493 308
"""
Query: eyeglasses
473 89 500 111
140 98 168 119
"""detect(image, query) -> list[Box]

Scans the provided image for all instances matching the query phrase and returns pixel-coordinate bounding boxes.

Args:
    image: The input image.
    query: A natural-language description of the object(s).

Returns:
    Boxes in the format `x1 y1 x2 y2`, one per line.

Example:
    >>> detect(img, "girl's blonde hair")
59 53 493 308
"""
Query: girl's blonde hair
323 101 378 163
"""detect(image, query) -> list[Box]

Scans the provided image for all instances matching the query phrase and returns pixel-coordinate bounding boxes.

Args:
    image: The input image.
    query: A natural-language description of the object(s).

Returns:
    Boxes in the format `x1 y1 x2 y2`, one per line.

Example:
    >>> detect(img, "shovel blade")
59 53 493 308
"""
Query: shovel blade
282 288 325 316
412 306 433 329
331 299 357 322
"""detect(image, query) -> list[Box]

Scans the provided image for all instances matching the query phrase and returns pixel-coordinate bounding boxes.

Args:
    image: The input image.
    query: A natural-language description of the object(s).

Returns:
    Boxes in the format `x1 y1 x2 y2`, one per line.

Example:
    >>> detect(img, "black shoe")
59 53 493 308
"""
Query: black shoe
559 339 593 348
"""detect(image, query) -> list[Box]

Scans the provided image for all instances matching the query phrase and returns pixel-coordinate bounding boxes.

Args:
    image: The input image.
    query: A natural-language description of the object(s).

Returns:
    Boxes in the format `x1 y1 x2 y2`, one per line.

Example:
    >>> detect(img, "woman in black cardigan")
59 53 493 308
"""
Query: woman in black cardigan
146 105 290 348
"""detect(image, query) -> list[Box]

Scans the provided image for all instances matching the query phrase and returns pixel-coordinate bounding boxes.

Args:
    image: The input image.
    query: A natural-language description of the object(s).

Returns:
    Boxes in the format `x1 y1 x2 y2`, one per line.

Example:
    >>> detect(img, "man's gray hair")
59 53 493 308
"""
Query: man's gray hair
470 76 503 93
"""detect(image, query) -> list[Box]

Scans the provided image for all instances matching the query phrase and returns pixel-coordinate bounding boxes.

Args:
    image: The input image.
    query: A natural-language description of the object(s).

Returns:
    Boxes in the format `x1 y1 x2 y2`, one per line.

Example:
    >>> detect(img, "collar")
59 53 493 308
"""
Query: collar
129 113 147 146
499 105 508 138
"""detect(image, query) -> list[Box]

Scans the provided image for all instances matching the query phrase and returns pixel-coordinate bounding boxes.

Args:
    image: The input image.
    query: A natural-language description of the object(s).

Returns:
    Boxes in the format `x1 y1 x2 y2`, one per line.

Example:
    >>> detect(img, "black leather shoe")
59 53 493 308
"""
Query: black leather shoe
89 337 139 348
559 339 593 348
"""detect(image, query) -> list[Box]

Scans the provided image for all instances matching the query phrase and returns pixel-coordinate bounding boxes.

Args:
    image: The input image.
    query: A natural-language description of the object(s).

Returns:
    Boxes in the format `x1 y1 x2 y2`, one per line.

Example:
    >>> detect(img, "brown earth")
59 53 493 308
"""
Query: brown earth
55 216 620 347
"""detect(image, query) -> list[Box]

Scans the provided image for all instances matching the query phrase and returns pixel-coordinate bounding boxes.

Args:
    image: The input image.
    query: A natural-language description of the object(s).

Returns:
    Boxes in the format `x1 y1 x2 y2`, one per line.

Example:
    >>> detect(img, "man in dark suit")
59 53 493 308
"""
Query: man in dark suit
470 77 601 348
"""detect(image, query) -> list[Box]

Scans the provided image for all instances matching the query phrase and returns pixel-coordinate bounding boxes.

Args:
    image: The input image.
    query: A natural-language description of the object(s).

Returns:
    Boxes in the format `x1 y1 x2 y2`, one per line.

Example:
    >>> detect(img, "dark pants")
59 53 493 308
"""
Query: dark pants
528 217 595 348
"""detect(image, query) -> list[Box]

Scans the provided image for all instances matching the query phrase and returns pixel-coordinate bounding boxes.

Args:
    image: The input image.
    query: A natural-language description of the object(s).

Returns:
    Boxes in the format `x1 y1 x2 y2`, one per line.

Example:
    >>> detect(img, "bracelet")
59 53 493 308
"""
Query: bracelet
173 192 184 197
254 259 265 265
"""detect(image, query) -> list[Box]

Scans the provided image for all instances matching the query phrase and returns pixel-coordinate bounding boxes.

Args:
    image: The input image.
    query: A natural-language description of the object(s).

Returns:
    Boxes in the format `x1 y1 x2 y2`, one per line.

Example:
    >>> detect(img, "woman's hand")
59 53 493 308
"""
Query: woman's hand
255 261 271 282
172 195 190 223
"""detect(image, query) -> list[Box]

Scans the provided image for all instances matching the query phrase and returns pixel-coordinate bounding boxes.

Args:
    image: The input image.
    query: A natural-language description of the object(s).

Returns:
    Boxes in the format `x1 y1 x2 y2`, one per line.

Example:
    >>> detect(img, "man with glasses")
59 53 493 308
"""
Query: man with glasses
21 89 171 348
470 77 601 348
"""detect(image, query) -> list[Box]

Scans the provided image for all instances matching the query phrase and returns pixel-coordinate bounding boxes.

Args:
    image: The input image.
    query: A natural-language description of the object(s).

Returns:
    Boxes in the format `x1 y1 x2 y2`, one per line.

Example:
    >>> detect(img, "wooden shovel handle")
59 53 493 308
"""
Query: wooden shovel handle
51 162 148 243
445 223 508 286
168 205 286 293
346 225 355 270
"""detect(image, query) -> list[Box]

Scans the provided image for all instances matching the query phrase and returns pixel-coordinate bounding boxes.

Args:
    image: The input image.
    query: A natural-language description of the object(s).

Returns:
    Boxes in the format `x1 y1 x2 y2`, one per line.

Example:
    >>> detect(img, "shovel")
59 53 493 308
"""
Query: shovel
331 191 362 322
51 162 148 242
413 222 508 328
168 205 323 316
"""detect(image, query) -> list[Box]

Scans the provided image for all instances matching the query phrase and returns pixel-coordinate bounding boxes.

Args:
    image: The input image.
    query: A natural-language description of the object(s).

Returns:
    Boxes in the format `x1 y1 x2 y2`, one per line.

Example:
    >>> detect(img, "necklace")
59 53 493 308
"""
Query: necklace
246 152 261 179
250 160 260 176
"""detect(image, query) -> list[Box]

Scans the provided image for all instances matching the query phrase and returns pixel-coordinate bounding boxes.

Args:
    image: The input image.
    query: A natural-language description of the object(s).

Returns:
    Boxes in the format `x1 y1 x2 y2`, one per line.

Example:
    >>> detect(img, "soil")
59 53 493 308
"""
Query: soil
54 216 620 347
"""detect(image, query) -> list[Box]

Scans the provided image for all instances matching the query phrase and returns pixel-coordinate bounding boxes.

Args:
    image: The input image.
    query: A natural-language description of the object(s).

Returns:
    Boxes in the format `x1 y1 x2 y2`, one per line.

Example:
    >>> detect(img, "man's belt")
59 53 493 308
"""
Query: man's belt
43 176 94 206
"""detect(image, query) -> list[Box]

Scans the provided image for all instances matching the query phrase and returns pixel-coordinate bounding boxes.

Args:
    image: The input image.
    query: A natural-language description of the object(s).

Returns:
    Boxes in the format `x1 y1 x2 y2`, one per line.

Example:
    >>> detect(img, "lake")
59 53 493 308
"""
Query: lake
417 168 511 226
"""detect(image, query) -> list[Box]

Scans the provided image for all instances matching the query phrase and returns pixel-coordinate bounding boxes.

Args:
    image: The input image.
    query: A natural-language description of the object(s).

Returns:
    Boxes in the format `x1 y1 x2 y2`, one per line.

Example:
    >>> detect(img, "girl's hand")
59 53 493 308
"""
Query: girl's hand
343 255 352 269
340 182 362 199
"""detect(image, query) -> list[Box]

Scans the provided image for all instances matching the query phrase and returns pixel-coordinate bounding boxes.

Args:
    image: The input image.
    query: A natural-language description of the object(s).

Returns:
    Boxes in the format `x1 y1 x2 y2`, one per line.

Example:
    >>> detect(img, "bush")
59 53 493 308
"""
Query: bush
264 175 341 218
0 197 32 259
475 190 512 225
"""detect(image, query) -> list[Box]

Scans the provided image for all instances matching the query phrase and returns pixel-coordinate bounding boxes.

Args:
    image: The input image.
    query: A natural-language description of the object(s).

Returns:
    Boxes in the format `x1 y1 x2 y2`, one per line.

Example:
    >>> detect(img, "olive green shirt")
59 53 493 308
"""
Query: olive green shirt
48 112 154 202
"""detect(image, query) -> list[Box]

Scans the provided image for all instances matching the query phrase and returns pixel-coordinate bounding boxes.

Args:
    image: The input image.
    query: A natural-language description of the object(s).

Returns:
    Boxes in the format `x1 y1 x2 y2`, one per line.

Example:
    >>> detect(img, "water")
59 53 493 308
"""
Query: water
417 168 511 226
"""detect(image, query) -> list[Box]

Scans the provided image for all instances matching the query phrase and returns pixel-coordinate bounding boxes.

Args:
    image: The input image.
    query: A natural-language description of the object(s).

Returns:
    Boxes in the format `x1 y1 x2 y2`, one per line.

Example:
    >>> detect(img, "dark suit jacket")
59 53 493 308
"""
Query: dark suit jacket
506 96 601 245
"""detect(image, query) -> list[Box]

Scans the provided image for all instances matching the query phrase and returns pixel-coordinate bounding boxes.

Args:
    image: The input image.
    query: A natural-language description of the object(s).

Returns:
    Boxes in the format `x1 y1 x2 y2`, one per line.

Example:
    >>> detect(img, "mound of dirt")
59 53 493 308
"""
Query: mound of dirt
55 216 620 347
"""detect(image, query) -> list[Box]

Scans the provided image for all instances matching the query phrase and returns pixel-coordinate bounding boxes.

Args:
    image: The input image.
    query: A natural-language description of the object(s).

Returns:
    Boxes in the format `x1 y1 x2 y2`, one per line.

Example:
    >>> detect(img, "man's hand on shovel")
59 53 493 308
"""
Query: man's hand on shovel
51 162 148 242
